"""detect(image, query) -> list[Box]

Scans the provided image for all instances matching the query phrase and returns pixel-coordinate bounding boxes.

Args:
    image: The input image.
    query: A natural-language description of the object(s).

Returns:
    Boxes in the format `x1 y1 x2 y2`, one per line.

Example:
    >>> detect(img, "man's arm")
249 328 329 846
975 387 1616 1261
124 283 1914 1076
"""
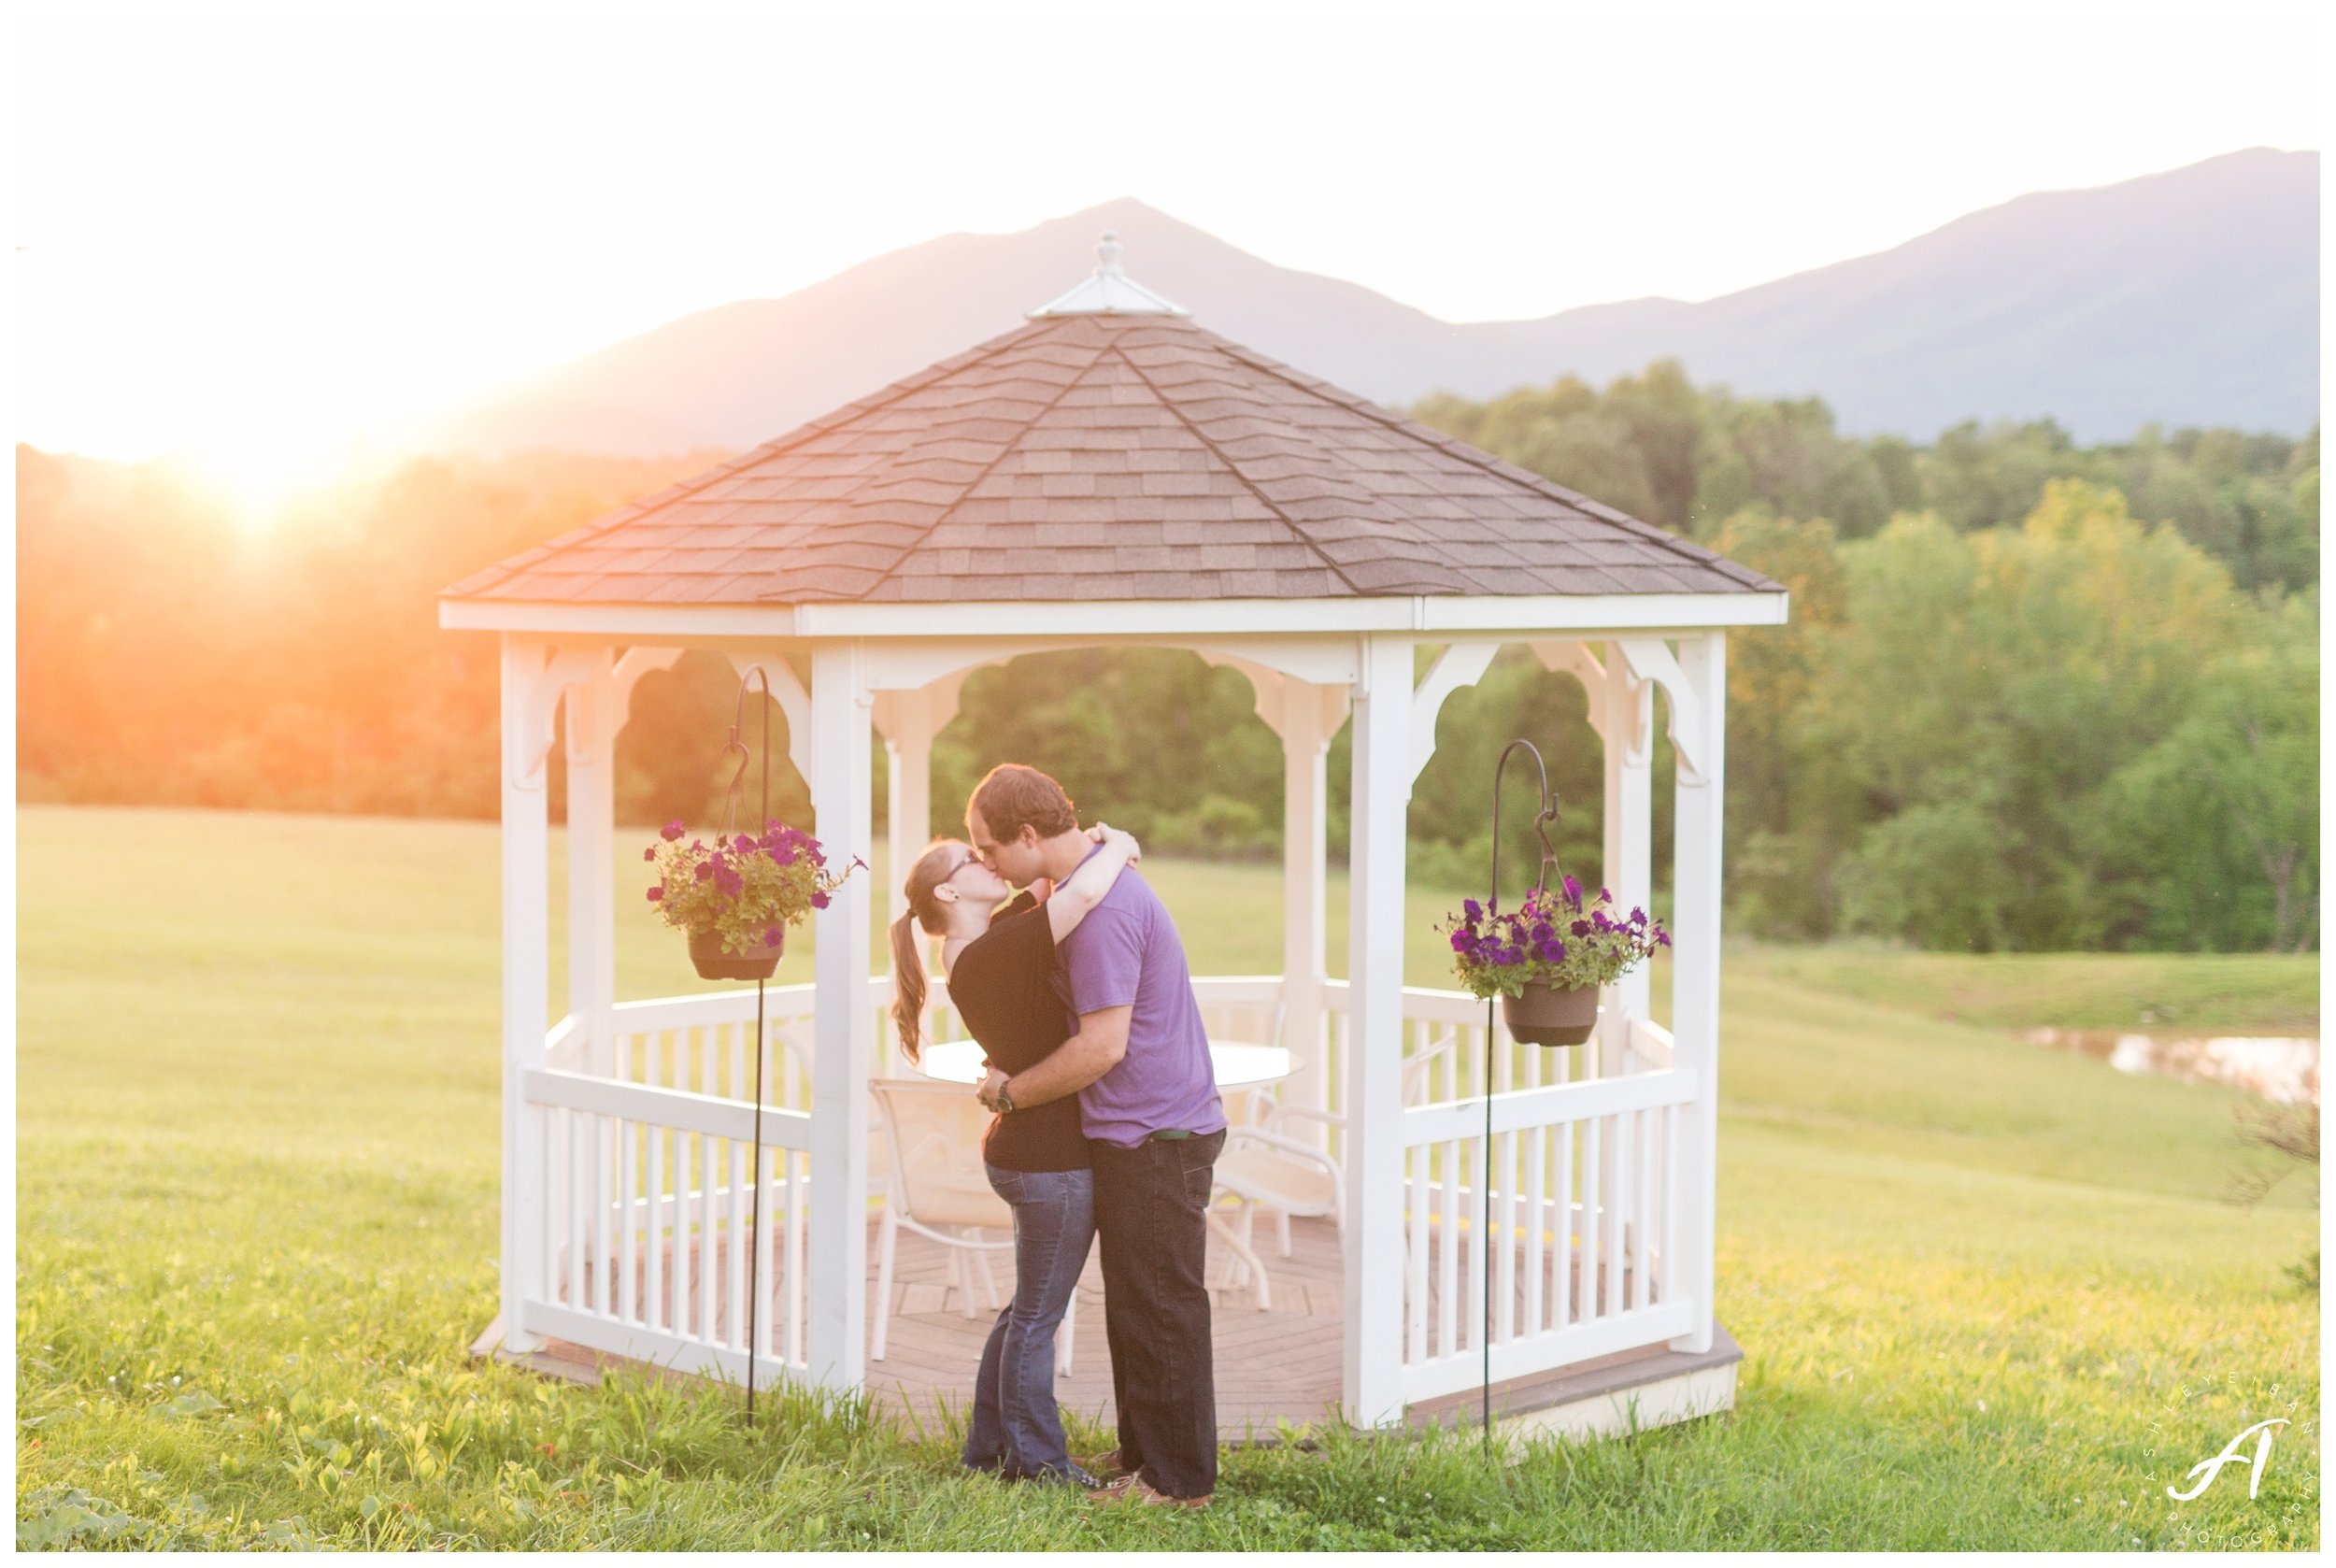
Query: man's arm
978 1005 1132 1111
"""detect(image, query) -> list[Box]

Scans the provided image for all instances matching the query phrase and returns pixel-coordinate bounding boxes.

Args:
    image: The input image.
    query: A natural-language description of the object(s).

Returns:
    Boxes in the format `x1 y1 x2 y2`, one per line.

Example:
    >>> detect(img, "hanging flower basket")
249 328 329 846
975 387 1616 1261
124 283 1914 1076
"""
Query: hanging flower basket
1437 874 1669 1049
1502 980 1601 1048
645 817 862 985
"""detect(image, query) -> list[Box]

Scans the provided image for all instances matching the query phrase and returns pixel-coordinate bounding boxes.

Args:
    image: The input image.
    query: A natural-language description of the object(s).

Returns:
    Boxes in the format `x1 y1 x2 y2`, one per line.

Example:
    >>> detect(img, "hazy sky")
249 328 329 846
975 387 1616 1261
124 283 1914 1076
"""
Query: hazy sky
10 0 2322 498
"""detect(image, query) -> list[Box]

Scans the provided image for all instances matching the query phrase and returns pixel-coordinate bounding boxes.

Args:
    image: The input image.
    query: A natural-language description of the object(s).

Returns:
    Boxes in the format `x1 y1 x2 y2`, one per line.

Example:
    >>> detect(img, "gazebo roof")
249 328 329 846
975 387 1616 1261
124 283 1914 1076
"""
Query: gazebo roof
443 241 1781 611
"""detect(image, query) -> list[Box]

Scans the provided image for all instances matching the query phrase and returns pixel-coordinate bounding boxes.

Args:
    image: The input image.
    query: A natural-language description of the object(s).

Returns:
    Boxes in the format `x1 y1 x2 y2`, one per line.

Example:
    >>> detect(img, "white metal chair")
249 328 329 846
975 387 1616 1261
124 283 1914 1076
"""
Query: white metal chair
1209 1024 1465 1304
1207 1118 1343 1309
865 1077 1077 1376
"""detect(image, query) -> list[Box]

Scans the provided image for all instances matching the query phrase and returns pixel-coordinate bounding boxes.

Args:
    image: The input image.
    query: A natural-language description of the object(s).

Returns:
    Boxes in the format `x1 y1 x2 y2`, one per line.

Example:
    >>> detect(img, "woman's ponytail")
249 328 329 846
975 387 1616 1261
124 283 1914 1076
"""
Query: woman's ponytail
889 911 928 1065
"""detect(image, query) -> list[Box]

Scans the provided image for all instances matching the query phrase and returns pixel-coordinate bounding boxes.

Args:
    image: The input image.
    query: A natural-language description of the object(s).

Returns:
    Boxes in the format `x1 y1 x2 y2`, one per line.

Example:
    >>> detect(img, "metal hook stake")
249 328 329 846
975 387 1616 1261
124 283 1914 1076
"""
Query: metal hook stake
1482 738 1562 1456
731 663 775 1426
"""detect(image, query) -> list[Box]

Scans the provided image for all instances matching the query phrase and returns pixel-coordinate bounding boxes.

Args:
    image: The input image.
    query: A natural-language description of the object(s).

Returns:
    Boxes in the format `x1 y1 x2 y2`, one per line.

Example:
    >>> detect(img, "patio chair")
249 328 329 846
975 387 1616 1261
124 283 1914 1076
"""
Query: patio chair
865 1077 1077 1376
1207 1121 1342 1310
1205 1024 1470 1308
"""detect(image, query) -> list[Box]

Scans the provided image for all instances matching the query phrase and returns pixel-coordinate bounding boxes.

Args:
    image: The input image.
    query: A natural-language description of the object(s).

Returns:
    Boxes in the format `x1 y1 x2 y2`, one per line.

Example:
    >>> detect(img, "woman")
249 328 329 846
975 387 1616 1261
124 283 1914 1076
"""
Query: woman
888 824 1140 1488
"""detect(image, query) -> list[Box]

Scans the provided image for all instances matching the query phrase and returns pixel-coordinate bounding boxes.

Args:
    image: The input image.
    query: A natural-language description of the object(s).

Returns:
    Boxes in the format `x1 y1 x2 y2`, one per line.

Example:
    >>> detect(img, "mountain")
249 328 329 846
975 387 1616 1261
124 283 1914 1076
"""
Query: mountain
420 149 2317 455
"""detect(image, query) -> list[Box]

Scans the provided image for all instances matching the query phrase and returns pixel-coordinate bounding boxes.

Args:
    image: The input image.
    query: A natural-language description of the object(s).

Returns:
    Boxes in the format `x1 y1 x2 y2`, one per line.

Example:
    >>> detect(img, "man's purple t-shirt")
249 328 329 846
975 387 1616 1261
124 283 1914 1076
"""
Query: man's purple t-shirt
1051 848 1226 1149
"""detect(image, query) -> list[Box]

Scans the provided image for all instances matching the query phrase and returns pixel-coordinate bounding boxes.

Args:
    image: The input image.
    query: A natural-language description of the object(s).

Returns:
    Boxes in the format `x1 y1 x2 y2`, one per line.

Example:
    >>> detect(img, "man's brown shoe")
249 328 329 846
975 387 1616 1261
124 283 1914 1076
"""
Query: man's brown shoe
1076 1447 1132 1482
1084 1474 1210 1510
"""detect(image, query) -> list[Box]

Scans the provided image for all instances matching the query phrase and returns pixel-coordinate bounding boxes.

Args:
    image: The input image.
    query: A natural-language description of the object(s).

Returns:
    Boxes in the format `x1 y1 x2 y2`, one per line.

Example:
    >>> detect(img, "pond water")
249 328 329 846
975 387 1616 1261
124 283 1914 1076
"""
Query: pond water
2024 1029 2319 1104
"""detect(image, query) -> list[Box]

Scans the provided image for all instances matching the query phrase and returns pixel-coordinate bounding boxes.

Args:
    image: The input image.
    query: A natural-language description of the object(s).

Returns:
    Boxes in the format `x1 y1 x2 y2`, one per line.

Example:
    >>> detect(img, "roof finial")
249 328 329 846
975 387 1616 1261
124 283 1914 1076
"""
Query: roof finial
1026 225 1189 318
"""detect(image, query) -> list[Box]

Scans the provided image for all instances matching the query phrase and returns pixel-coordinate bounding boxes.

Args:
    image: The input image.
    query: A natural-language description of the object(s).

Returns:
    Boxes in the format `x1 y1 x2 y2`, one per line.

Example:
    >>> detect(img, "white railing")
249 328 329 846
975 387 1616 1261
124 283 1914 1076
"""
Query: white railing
520 989 824 1386
1322 982 1696 1405
517 974 1692 1407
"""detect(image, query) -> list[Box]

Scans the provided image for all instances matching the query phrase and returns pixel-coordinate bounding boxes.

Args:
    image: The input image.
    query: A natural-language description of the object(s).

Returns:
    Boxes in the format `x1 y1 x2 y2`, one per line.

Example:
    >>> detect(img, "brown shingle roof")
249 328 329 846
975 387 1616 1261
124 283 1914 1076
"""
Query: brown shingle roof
443 313 1782 605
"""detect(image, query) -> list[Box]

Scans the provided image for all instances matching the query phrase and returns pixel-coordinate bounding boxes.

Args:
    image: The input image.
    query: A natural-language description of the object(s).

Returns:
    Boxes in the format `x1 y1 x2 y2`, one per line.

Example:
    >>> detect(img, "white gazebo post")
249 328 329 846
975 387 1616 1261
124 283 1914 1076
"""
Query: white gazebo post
1342 631 1413 1428
499 636 597 1354
498 638 551 1355
1662 633 1725 1354
876 688 934 928
564 651 618 1065
1279 680 1345 1130
872 687 930 1078
1603 643 1656 1073
806 639 876 1390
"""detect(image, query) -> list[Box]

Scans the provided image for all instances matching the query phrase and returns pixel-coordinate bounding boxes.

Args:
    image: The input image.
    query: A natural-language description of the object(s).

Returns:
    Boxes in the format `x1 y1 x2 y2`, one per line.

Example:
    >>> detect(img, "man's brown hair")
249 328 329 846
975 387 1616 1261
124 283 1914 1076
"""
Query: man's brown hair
970 763 1077 842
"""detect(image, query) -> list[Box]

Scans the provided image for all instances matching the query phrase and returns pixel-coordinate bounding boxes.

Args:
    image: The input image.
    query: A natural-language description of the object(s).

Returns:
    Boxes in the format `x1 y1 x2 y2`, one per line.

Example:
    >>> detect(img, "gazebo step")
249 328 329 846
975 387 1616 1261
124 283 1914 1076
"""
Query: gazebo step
468 1316 714 1395
1405 1320 1743 1449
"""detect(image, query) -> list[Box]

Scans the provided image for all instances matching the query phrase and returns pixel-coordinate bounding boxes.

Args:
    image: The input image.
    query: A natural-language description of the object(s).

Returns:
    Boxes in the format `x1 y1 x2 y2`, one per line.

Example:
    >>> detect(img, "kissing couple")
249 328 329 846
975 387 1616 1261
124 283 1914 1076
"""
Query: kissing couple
887 763 1225 1509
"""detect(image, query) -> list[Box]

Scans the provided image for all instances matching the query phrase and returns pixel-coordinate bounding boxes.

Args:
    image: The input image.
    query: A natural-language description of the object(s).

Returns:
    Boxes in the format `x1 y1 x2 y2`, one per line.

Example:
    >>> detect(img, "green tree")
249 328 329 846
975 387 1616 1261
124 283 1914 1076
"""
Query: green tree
1818 482 2246 949
1702 511 1850 937
2092 591 2319 951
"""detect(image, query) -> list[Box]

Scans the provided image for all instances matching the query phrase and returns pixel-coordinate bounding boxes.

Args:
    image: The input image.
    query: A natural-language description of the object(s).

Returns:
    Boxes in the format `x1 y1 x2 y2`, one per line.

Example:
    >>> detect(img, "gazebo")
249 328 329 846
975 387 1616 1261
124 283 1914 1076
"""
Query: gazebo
440 236 1786 1441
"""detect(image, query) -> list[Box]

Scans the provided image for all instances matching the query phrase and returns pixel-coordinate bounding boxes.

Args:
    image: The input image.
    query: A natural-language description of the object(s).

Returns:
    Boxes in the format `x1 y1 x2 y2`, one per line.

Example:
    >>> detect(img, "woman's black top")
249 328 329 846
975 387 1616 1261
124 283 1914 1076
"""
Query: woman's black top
946 894 1090 1173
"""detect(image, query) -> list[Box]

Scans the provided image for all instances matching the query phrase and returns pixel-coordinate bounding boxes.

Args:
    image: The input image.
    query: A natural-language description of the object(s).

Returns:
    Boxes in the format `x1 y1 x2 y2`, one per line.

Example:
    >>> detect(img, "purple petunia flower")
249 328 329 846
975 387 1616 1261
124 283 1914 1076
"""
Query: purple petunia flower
1631 908 1648 927
1463 898 1483 921
1656 931 1671 947
647 886 662 901
694 862 715 882
810 891 831 909
662 820 686 842
643 847 657 862
1562 873 1583 907
1571 919 1591 937
762 926 783 946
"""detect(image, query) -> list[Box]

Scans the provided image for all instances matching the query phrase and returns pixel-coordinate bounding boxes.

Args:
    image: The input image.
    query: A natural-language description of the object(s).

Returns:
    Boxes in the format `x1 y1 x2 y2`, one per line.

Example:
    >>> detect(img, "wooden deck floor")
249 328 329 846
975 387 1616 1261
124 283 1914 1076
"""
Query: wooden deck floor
868 1209 1354 1441
496 1209 1663 1443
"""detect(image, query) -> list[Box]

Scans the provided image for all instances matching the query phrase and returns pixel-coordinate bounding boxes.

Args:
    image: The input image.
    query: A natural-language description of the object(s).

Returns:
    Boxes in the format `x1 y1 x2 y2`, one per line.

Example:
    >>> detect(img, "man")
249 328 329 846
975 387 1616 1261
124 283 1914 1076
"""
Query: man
964 763 1226 1509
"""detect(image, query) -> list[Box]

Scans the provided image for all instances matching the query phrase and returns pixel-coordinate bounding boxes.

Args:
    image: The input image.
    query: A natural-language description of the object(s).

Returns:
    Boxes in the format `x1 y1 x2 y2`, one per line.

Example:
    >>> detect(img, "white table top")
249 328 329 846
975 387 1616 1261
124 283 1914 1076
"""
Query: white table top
912 1036 1292 1091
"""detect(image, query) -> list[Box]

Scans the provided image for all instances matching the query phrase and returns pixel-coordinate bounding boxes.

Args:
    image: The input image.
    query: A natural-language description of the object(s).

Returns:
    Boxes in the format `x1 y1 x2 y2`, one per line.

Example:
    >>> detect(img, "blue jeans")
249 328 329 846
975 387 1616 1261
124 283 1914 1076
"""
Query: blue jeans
961 1163 1096 1483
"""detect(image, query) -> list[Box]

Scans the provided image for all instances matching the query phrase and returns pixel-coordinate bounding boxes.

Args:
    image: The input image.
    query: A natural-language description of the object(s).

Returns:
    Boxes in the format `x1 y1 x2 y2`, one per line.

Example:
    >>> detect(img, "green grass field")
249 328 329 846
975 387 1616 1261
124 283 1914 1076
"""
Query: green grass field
16 805 2320 1549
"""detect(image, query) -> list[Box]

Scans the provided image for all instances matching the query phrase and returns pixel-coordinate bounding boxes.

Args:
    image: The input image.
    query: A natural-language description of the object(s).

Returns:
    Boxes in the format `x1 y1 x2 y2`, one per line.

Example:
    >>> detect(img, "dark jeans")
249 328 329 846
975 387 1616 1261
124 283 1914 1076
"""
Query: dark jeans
963 1164 1096 1483
1090 1128 1225 1500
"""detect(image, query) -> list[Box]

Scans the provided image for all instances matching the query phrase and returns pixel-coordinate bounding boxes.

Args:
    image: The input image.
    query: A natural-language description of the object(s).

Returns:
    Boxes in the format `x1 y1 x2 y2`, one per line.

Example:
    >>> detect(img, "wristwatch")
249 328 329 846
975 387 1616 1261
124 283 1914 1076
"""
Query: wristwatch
993 1081 1018 1115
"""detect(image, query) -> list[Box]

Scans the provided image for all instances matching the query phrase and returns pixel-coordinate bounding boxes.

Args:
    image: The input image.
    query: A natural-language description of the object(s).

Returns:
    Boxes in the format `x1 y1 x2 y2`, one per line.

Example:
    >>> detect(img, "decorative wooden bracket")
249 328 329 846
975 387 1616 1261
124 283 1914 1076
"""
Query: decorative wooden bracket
514 645 608 791
1409 641 1499 787
1180 651 1353 751
1531 640 1610 743
1617 635 1708 783
611 646 683 710
873 668 973 745
728 653 813 784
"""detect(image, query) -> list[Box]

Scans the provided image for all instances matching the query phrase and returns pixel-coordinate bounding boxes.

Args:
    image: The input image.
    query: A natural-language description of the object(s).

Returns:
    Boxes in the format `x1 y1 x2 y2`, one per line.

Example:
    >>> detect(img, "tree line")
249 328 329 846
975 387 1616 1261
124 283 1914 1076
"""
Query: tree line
13 362 2317 951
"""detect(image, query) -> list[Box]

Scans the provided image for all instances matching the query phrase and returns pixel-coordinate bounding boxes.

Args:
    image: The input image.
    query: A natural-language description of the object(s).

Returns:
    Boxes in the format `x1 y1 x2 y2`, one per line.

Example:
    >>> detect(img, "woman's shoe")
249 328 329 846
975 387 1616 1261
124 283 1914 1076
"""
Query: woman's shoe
1076 1447 1132 1481
1002 1462 1101 1490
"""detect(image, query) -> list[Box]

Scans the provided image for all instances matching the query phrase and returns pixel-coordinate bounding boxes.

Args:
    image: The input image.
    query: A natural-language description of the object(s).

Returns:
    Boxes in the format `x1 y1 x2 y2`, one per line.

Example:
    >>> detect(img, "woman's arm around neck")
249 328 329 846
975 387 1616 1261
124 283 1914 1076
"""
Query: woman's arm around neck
1046 824 1142 945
